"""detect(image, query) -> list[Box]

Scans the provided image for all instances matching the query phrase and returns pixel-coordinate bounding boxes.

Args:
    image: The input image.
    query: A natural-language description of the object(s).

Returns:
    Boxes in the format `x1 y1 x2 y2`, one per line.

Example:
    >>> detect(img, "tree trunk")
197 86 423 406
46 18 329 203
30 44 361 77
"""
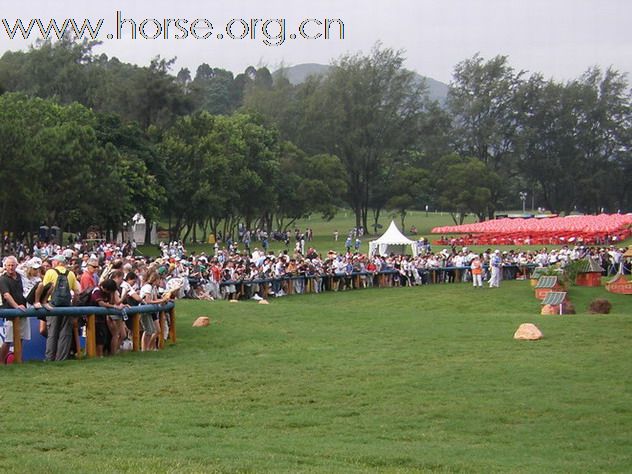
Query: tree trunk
182 222 192 244
200 218 209 243
264 212 273 235
172 216 183 243
371 208 381 234
144 219 152 245
354 205 362 231
210 217 220 240
285 218 297 232
168 212 172 241
361 206 369 236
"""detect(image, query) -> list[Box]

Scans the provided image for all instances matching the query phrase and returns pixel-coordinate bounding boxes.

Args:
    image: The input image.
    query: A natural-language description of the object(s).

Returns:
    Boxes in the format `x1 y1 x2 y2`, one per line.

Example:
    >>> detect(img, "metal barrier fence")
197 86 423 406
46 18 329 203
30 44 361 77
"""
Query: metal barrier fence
217 264 539 298
0 301 176 364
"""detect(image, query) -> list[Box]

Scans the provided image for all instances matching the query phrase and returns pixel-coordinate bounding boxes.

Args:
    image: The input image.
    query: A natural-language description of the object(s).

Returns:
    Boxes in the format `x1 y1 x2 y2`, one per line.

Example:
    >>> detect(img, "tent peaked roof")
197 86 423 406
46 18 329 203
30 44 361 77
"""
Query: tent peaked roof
372 221 415 245
369 221 418 257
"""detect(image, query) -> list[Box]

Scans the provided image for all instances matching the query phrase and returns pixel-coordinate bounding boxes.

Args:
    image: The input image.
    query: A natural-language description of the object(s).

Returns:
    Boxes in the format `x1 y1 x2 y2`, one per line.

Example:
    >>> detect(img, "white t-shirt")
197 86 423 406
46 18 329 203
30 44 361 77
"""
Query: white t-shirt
17 269 41 299
121 280 139 300
139 283 157 302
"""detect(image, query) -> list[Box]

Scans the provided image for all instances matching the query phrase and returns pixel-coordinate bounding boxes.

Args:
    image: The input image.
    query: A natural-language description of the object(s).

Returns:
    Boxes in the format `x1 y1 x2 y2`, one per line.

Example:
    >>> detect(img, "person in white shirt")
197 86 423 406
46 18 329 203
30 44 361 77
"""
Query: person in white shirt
139 270 168 351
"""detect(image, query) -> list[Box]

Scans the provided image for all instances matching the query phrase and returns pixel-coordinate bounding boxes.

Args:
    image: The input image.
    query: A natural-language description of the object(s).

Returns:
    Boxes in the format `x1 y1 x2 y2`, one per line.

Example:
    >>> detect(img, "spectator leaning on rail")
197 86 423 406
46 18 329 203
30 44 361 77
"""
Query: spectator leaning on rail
139 269 169 351
90 278 128 358
35 254 80 362
18 257 44 335
107 270 127 355
0 256 28 365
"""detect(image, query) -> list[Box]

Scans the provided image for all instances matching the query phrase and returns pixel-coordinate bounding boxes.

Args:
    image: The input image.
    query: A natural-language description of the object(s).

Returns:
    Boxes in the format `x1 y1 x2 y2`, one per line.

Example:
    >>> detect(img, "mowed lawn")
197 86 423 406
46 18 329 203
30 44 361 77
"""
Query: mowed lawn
2 281 632 473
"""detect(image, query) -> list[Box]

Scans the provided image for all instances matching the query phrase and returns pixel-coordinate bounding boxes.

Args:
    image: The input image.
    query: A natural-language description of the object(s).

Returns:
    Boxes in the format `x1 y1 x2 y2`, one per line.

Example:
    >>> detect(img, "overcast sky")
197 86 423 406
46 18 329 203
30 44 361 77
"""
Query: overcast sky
1 0 630 84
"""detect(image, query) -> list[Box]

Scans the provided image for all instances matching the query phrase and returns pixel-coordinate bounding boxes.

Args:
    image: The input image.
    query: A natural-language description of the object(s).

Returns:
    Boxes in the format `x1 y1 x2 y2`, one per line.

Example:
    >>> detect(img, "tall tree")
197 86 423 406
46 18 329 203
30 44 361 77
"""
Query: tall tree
0 38 98 105
94 114 167 238
159 112 283 240
241 72 302 141
515 69 632 214
431 154 501 224
190 64 237 115
272 142 347 231
31 103 103 235
132 56 192 129
0 93 50 234
448 54 524 217
385 166 431 230
302 45 429 233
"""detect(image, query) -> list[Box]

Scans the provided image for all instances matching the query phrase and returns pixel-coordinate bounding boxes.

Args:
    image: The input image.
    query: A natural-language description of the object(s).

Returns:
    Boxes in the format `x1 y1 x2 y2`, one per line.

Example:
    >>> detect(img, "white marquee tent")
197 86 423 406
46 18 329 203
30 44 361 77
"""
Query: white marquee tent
368 220 418 257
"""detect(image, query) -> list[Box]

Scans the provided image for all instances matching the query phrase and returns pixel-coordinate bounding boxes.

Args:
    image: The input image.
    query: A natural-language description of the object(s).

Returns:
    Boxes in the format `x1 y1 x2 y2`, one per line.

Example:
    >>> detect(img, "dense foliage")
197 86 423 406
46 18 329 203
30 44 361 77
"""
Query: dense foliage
0 39 630 238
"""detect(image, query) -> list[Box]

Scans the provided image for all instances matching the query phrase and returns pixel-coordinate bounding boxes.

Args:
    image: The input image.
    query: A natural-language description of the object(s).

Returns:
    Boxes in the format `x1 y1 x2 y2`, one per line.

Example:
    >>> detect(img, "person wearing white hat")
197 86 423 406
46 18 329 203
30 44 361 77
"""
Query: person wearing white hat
18 257 43 304
488 250 502 288
18 257 48 337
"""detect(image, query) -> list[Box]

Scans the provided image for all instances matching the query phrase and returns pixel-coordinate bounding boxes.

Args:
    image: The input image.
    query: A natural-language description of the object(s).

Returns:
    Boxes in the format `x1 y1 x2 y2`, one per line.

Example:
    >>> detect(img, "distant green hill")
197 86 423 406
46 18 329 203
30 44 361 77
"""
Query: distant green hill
274 63 450 104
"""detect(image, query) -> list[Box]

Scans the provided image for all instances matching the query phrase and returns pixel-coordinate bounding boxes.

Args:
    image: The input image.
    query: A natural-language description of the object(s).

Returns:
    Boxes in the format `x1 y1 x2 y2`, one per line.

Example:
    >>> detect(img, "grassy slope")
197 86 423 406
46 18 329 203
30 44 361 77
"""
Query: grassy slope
2 281 632 473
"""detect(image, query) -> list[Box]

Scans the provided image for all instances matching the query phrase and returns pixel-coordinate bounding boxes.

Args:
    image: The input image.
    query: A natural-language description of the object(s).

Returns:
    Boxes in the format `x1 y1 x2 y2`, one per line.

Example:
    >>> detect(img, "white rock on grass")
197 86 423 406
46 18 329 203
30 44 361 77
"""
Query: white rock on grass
192 317 210 327
513 323 543 340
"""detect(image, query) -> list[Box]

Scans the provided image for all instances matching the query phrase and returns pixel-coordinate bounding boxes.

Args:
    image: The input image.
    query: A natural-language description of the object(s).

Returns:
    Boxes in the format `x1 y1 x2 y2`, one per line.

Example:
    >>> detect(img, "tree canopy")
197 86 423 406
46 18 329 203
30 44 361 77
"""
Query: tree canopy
0 39 630 241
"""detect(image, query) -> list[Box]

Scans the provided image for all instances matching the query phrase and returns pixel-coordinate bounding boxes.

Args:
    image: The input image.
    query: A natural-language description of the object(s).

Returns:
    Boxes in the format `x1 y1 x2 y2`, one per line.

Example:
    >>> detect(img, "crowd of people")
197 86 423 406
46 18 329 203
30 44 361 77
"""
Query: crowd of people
0 240 175 363
170 232 629 295
0 233 629 364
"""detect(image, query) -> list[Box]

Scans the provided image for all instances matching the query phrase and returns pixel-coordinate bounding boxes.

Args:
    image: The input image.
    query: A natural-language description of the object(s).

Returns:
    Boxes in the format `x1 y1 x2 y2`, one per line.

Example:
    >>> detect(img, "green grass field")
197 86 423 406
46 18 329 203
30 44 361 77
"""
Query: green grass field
2 280 632 473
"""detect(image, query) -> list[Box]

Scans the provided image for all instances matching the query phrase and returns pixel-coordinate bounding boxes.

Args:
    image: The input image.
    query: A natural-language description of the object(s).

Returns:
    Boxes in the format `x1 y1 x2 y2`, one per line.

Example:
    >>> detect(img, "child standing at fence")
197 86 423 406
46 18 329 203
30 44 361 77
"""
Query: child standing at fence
471 255 483 288
139 270 168 351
